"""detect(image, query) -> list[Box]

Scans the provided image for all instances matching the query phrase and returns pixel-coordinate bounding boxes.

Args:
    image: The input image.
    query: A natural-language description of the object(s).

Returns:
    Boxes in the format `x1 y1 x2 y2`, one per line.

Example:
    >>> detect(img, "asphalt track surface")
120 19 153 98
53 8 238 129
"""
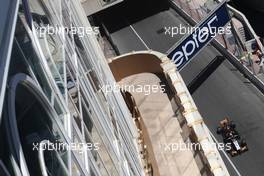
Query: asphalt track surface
96 1 264 175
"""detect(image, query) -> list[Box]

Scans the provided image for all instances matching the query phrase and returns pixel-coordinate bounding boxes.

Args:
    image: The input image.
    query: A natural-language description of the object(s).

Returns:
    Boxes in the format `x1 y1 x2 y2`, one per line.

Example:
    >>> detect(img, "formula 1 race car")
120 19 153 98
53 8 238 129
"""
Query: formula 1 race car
216 117 248 157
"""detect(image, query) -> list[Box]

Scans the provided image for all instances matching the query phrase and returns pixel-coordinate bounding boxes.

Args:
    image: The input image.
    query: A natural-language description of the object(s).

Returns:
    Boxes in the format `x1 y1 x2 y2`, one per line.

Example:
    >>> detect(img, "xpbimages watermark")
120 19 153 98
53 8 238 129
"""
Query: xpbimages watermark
32 140 100 154
100 83 166 95
36 24 100 38
164 24 231 37
159 141 231 152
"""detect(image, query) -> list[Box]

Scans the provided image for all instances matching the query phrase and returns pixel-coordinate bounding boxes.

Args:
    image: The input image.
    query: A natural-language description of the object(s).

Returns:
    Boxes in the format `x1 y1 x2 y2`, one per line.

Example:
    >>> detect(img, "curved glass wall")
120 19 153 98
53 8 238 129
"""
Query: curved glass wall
15 14 66 124
5 73 70 175
0 0 145 175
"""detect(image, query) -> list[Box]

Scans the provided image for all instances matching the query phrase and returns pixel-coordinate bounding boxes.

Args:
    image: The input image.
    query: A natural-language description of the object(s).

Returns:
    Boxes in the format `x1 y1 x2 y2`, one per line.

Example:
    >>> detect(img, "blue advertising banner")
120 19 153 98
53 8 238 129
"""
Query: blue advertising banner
167 1 230 71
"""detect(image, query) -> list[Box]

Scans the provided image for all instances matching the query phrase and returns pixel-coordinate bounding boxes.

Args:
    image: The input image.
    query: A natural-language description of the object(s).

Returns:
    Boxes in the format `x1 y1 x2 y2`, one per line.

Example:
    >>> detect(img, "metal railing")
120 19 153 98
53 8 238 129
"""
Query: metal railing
169 0 264 75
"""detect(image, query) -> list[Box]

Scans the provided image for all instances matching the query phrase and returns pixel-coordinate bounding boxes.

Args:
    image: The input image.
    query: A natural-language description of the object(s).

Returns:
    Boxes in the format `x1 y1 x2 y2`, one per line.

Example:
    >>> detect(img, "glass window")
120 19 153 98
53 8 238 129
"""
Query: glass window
43 148 69 176
15 17 53 100
82 99 119 176
28 0 66 97
14 84 70 175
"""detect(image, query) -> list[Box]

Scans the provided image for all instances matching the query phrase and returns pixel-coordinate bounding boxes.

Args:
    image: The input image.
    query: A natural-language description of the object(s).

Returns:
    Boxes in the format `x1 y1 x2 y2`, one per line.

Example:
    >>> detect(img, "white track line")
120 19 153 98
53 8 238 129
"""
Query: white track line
207 128 242 176
129 25 150 50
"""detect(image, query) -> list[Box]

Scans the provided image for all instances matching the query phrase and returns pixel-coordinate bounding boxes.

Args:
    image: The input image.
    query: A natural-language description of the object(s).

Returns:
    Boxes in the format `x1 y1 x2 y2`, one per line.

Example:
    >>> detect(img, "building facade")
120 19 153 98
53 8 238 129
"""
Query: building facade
0 0 144 175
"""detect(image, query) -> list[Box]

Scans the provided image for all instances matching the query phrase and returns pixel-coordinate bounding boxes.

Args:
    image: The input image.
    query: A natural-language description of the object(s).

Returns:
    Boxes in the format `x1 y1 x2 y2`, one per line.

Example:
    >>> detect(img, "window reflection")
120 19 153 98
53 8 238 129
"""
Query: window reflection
82 99 119 176
14 84 69 175
14 17 66 118
43 149 68 176
28 0 66 97
15 17 53 100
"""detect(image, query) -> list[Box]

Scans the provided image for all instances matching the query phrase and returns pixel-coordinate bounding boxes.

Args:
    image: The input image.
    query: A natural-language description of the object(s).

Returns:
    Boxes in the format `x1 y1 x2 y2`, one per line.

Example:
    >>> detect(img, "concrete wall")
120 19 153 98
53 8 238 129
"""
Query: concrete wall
109 53 163 82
